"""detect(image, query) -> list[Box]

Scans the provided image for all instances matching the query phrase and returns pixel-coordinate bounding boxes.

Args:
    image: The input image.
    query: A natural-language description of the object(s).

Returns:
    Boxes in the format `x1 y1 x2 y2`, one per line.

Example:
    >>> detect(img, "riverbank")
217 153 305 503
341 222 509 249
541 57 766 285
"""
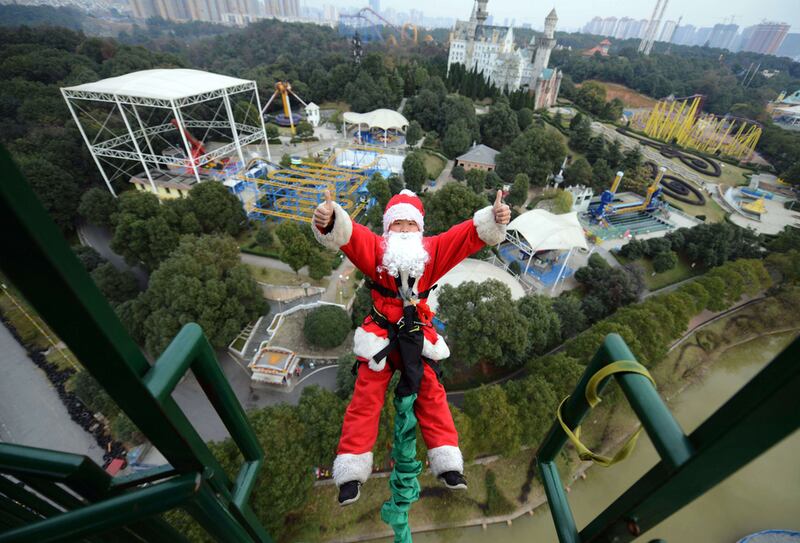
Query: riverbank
289 290 800 542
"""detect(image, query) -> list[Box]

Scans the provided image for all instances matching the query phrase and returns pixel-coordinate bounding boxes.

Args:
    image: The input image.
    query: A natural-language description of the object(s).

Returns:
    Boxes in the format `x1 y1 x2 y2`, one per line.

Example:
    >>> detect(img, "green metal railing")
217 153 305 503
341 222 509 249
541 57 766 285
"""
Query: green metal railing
0 145 272 541
537 333 800 543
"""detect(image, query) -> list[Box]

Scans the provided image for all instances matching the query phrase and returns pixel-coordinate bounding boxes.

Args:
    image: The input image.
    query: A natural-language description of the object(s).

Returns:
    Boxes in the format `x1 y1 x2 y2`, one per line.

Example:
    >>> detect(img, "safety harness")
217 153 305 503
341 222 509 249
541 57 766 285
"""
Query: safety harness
353 276 440 397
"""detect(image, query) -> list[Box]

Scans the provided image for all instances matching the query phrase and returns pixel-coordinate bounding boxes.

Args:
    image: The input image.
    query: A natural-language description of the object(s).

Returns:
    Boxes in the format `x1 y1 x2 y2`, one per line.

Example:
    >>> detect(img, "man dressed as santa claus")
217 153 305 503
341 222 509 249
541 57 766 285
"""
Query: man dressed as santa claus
312 187 510 506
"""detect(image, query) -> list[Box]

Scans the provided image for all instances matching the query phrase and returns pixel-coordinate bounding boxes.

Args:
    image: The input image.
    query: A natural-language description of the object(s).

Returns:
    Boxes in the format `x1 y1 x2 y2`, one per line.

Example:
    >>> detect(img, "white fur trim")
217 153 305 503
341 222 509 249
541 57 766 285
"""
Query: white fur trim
383 202 424 233
311 202 352 251
422 336 450 361
333 452 374 486
353 327 390 369
427 445 463 476
473 205 506 246
399 189 417 197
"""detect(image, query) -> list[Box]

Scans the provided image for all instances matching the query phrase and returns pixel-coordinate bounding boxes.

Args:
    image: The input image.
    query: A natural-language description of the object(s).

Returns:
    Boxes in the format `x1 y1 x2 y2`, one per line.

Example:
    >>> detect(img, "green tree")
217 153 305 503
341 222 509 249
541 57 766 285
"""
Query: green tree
505 375 559 446
552 294 587 339
133 235 265 355
275 221 314 273
480 98 520 150
350 284 372 328
367 173 391 208
186 181 246 236
421 183 487 234
402 152 426 193
591 158 614 191
463 384 521 456
110 191 179 271
506 173 530 207
516 294 561 355
442 119 472 158
526 352 585 400
90 262 139 306
18 156 81 232
465 168 487 195
606 139 623 169
586 136 606 164
335 353 358 399
517 107 533 131
72 245 105 272
437 280 529 368
297 385 345 467
602 98 625 121
78 187 117 228
255 223 274 250
304 305 350 348
280 153 292 168
495 127 566 184
653 250 678 273
621 145 643 172
307 250 332 281
295 120 314 138
387 174 404 195
568 114 592 153
265 124 280 140
405 120 423 146
451 164 466 181
552 190 573 214
575 81 607 116
564 157 593 186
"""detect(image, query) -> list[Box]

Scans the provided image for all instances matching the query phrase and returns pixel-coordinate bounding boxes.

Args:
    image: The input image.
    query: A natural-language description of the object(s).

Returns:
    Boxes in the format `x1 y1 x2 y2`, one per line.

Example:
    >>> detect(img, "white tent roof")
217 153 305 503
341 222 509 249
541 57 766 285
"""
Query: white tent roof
342 109 409 131
427 259 525 311
507 209 588 252
63 69 253 101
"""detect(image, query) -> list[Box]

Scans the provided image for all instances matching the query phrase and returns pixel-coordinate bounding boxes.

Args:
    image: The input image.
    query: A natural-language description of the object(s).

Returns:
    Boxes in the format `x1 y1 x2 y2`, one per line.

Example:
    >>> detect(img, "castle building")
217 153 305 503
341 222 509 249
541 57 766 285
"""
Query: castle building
447 1 562 109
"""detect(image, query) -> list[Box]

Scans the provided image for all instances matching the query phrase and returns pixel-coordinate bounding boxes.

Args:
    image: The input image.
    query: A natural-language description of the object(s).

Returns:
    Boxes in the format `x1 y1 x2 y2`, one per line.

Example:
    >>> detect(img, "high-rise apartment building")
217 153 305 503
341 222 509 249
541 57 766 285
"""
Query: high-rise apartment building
369 0 379 14
708 23 739 50
741 22 790 55
671 24 696 45
659 20 677 42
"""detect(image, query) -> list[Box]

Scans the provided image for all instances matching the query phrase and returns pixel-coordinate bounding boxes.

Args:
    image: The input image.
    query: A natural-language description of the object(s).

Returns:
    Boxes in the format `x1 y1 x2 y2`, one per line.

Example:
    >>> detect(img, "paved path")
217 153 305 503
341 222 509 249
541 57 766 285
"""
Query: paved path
78 223 148 288
173 350 337 442
0 323 105 464
429 158 454 193
239 252 299 274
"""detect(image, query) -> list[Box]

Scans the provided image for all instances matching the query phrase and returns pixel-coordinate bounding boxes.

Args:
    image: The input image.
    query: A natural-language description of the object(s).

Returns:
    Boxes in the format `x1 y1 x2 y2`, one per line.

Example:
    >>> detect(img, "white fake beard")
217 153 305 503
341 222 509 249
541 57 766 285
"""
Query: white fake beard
379 231 429 278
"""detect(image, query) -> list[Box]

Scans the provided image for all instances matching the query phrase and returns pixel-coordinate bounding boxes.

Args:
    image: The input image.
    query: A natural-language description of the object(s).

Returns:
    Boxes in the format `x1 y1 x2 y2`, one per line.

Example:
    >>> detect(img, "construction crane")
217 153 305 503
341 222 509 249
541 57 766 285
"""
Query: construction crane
260 81 307 136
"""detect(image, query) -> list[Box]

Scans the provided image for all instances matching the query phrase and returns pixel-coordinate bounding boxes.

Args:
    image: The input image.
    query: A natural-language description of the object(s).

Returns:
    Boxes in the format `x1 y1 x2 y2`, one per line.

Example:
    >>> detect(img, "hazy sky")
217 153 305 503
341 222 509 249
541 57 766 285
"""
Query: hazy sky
312 0 798 32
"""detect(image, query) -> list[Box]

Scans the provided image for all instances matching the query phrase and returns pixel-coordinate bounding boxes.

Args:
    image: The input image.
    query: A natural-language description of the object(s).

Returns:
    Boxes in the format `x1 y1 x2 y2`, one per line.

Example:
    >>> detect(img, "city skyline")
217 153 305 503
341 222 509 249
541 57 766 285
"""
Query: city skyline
302 0 797 32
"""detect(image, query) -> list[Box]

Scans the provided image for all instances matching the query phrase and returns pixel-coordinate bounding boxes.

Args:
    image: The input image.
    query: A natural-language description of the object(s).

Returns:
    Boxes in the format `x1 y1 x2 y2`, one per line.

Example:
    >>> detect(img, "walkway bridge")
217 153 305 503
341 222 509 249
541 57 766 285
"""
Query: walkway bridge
1 145 798 542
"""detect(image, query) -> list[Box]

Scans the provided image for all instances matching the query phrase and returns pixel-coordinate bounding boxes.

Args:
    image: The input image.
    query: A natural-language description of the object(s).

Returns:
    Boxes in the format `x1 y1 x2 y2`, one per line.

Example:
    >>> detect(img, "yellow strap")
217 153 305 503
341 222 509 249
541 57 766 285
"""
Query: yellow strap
556 360 656 467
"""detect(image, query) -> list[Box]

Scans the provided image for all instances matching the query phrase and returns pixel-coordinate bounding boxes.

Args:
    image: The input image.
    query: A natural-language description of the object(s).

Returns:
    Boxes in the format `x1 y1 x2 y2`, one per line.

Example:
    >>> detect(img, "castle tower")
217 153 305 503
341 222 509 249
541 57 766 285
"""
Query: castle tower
530 8 558 84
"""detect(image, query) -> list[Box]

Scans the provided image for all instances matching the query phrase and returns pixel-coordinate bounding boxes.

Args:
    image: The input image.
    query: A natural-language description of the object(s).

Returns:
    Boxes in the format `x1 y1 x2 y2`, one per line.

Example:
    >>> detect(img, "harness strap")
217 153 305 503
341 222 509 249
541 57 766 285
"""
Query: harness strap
365 278 437 302
556 360 656 467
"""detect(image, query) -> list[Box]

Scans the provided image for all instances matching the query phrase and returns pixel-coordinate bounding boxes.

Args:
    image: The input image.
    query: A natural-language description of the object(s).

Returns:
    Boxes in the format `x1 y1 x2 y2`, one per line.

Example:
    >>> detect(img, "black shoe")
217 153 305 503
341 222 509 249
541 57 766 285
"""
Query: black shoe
438 471 467 490
338 480 361 506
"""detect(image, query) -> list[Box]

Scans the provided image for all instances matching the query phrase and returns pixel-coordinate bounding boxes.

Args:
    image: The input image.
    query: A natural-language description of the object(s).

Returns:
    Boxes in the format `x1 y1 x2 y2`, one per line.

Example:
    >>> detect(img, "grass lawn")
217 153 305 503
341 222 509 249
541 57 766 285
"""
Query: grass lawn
717 162 751 187
269 309 353 358
289 447 544 542
318 101 350 112
663 193 728 223
420 151 446 179
639 255 699 291
244 264 325 288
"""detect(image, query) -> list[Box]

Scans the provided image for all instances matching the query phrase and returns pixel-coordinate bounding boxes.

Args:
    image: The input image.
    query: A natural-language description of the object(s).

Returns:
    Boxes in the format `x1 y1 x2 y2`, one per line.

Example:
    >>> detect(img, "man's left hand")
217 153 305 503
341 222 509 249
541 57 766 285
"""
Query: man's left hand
493 190 511 225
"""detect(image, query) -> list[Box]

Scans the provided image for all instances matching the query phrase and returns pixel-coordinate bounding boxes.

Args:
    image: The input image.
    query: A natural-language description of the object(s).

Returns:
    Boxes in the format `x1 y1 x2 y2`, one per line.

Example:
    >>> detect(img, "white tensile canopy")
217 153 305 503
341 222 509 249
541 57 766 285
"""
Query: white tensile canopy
63 69 254 102
507 209 588 252
342 109 409 147
506 209 589 293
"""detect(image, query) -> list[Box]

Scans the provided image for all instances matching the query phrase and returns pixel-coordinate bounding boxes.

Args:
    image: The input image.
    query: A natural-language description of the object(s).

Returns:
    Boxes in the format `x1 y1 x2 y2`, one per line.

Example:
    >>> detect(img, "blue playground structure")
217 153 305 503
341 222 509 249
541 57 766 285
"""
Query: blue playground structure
499 243 576 286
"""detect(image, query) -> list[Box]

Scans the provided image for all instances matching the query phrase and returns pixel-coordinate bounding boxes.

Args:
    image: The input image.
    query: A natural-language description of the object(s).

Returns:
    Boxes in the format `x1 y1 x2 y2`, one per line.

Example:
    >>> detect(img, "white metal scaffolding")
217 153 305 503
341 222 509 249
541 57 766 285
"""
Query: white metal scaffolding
61 69 272 197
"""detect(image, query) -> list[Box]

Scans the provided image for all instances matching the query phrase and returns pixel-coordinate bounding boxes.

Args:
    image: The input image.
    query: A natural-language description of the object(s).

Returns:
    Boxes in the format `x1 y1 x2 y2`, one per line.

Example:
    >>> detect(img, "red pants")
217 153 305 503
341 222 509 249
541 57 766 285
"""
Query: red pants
337 354 459 455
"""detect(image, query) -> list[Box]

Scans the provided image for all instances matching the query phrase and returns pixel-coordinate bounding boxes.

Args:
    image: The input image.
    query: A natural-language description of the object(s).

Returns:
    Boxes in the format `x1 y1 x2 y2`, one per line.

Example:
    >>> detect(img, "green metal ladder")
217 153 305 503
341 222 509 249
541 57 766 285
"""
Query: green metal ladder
537 333 800 542
0 145 272 542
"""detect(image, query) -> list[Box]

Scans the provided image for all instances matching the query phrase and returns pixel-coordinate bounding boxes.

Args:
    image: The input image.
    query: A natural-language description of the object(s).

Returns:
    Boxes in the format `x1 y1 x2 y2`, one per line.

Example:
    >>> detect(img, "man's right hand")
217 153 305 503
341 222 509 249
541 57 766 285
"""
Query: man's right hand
313 190 334 230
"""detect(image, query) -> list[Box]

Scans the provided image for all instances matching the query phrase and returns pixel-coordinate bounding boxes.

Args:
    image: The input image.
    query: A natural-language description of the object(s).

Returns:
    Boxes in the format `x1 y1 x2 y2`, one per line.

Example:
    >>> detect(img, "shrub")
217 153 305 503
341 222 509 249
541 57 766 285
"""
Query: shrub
304 305 350 348
652 251 678 273
451 164 466 181
484 470 515 516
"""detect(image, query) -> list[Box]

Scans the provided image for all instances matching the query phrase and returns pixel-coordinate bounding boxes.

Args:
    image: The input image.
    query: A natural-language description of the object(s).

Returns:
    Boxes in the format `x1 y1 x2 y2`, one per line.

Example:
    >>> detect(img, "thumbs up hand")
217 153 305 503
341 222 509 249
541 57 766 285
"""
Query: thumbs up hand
313 190 334 230
493 190 510 225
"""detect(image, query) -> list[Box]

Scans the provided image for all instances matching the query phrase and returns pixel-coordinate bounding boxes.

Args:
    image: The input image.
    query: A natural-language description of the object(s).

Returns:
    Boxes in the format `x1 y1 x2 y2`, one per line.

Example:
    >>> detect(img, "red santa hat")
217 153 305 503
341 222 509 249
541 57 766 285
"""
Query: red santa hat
383 189 424 233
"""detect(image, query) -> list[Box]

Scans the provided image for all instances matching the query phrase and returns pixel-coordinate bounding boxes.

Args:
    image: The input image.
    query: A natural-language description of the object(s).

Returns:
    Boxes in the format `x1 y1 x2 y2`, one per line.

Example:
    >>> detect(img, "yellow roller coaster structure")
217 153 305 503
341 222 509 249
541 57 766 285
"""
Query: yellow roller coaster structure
638 95 761 161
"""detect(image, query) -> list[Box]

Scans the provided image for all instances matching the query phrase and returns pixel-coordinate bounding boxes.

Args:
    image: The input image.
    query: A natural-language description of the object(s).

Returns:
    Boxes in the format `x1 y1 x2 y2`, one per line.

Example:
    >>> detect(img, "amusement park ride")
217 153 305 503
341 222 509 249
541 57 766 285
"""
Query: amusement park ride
260 81 307 135
632 95 762 160
589 167 667 224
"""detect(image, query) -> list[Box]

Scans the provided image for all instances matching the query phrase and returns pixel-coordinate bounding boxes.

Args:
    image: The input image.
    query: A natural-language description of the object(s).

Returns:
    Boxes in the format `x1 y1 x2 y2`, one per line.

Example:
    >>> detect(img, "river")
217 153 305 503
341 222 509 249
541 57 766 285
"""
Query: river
404 332 800 543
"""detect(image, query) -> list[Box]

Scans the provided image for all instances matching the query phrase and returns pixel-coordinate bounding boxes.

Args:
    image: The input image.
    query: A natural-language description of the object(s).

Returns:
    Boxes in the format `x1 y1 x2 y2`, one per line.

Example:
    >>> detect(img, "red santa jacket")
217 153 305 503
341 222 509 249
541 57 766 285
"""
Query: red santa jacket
313 202 506 369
